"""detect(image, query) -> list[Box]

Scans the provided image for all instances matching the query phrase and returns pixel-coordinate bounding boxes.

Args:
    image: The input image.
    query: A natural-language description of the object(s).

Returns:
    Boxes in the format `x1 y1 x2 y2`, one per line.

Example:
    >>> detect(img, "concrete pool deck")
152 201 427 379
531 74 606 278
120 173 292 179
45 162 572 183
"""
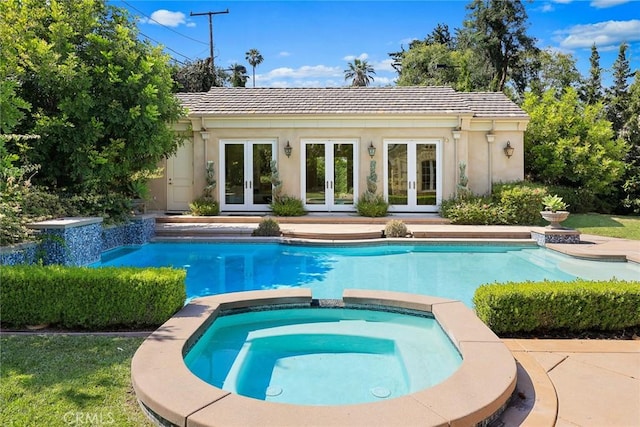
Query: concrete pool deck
150 214 640 426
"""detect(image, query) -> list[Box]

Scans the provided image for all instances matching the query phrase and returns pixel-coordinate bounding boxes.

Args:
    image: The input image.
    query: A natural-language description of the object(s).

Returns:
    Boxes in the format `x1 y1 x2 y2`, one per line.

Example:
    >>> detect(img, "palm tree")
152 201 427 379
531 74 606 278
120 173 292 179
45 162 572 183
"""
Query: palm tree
245 48 264 88
229 63 248 87
344 59 376 87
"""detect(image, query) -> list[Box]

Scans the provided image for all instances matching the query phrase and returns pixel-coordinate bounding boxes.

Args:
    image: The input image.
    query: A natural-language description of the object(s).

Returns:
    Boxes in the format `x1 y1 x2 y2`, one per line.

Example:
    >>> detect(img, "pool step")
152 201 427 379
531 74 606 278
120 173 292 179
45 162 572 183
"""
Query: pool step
156 214 451 225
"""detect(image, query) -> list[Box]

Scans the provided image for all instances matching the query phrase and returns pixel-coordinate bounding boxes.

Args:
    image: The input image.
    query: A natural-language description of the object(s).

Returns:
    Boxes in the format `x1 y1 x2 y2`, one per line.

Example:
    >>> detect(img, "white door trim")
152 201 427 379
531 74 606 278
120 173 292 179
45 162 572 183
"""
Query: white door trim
383 139 442 213
300 139 358 212
219 139 276 212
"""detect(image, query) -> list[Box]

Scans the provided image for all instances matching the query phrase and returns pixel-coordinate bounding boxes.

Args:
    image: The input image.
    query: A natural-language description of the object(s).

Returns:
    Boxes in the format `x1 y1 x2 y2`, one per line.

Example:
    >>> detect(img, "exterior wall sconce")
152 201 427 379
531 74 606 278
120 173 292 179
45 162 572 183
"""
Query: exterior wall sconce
368 142 376 157
284 141 292 158
504 141 515 158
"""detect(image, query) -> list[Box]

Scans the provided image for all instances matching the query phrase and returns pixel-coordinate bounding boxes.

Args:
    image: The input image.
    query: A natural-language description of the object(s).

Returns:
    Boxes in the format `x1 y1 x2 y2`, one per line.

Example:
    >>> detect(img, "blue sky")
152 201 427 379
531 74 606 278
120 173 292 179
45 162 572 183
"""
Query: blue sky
114 0 640 88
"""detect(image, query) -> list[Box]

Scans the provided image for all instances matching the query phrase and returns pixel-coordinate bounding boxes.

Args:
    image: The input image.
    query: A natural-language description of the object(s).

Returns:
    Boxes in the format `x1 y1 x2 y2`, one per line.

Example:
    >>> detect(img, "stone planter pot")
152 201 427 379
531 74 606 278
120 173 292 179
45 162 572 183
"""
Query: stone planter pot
540 211 570 229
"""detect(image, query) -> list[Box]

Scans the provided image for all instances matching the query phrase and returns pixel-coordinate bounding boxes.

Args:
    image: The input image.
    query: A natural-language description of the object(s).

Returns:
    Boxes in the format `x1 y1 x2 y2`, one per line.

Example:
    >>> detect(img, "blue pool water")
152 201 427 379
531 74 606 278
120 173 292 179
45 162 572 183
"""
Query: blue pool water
184 308 462 405
92 242 640 306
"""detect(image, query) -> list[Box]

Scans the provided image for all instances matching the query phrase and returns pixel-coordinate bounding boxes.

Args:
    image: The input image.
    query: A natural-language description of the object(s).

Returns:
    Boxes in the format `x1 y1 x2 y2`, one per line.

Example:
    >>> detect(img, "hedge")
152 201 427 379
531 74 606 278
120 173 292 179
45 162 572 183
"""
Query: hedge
473 279 640 334
1 265 186 329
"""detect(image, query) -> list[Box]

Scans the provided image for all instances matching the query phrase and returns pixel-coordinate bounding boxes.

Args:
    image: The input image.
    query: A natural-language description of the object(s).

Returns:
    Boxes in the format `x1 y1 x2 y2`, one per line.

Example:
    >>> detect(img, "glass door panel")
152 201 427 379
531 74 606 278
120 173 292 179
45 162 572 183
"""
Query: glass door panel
416 143 437 206
333 144 354 205
252 143 273 205
224 144 245 205
387 144 408 206
305 143 326 205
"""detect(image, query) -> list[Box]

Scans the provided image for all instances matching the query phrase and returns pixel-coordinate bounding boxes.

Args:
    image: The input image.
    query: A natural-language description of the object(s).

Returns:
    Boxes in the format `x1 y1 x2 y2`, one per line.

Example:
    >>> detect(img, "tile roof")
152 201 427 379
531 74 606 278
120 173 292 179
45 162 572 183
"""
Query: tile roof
176 86 528 119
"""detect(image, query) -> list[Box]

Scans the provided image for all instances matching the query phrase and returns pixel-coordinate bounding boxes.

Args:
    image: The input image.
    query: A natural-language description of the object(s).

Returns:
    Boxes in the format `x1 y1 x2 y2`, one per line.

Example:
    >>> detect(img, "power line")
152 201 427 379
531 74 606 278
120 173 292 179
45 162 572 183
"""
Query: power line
138 30 191 63
121 0 208 46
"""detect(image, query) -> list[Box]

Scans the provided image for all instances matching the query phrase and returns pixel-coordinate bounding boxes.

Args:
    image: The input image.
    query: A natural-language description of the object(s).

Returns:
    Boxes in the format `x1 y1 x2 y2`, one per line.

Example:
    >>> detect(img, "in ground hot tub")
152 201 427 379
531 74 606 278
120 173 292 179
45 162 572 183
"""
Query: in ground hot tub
132 289 516 426
184 305 462 406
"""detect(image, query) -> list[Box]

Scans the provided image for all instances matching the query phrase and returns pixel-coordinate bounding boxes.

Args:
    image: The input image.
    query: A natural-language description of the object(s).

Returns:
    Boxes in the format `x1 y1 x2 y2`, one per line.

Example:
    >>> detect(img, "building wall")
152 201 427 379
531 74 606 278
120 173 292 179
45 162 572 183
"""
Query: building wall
149 116 527 212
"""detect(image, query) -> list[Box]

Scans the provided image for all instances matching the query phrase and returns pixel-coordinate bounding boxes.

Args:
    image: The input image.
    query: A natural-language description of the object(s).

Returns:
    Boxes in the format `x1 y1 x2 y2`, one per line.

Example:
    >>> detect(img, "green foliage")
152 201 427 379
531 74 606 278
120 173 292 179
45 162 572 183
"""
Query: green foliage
252 218 281 237
0 265 186 329
473 279 640 334
523 88 627 197
189 196 219 216
172 58 215 92
440 196 510 225
493 182 546 224
270 196 306 217
356 192 389 217
1 0 184 196
344 58 376 87
542 194 568 212
384 220 409 238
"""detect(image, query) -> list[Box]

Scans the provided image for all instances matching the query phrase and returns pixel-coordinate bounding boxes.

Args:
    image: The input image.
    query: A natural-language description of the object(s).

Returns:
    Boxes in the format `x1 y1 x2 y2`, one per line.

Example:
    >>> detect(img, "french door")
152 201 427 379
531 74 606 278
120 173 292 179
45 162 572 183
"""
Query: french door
384 140 442 212
220 140 275 212
302 139 357 212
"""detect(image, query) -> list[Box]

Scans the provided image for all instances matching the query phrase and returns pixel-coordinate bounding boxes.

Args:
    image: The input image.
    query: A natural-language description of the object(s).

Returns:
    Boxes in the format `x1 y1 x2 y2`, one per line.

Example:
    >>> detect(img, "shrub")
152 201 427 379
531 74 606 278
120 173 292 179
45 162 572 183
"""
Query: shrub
546 185 596 213
440 196 510 225
270 196 306 216
384 219 409 238
252 218 281 236
0 265 186 329
356 192 389 217
493 182 547 224
473 279 640 334
189 197 219 216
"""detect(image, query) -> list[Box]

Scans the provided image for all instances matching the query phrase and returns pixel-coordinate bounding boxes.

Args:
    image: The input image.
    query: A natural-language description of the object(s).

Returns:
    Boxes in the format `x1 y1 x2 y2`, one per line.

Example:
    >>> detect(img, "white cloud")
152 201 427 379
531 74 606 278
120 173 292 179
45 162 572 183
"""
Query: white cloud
145 10 187 27
373 58 396 73
278 51 291 57
552 0 573 3
555 19 640 49
261 65 342 81
343 53 369 61
541 3 555 12
590 0 631 8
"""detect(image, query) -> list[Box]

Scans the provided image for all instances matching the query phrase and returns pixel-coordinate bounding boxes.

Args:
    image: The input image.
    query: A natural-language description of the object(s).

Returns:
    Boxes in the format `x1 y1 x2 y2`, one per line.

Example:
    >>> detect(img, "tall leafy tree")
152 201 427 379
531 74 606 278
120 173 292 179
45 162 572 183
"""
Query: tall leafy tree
344 59 376 87
606 42 632 136
528 50 580 97
1 0 184 195
619 71 640 213
172 58 216 92
245 48 264 88
523 88 627 197
461 0 538 94
229 63 249 87
581 44 602 104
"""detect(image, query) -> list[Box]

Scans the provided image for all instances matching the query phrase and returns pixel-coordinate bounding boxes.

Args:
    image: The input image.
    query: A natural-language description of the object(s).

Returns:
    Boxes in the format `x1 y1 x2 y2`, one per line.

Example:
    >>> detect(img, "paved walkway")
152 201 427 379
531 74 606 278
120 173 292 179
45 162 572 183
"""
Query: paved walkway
154 215 640 426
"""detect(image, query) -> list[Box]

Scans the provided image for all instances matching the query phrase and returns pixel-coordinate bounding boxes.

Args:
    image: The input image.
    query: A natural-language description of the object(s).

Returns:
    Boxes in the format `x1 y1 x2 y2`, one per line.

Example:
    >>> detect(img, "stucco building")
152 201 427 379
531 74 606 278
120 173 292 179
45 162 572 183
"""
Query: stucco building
148 86 529 214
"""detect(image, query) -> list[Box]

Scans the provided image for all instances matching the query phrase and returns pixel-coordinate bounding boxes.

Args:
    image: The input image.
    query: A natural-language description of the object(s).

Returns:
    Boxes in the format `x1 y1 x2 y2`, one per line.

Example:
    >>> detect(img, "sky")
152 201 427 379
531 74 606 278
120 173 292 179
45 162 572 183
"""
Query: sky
113 0 640 88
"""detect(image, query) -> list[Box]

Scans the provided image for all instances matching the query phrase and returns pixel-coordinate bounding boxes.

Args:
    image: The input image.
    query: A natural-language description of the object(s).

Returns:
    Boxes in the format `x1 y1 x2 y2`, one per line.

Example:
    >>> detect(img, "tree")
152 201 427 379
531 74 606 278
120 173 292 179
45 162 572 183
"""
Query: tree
344 59 376 87
229 63 249 87
619 71 640 213
606 42 632 136
245 48 264 88
581 44 602 104
1 0 184 196
529 50 580 97
523 88 627 197
172 58 215 92
461 0 538 93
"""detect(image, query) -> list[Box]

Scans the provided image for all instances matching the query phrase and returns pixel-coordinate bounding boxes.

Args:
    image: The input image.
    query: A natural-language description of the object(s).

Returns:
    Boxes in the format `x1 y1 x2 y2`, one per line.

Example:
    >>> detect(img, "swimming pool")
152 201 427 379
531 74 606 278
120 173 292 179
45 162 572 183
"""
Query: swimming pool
93 242 640 306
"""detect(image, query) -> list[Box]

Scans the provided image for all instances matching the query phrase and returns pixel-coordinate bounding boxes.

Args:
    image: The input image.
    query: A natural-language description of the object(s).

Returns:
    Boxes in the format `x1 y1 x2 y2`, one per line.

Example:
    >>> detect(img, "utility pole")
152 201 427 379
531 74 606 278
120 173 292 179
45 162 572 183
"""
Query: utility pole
190 9 229 74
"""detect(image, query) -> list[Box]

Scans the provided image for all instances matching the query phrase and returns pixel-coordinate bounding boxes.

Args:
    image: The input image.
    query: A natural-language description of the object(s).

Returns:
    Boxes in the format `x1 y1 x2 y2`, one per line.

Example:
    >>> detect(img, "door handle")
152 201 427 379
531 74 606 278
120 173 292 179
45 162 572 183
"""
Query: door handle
249 181 252 189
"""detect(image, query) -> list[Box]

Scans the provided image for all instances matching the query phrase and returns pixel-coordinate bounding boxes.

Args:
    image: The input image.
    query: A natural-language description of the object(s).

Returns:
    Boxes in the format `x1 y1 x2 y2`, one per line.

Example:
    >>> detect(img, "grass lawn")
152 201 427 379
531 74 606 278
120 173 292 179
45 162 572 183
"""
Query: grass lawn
563 213 640 240
1 335 152 427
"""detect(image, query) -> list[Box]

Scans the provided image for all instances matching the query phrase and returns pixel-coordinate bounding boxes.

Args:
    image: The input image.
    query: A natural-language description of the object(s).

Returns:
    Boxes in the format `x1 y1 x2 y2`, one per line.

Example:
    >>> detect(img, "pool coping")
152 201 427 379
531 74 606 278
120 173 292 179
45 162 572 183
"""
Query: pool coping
131 289 517 427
